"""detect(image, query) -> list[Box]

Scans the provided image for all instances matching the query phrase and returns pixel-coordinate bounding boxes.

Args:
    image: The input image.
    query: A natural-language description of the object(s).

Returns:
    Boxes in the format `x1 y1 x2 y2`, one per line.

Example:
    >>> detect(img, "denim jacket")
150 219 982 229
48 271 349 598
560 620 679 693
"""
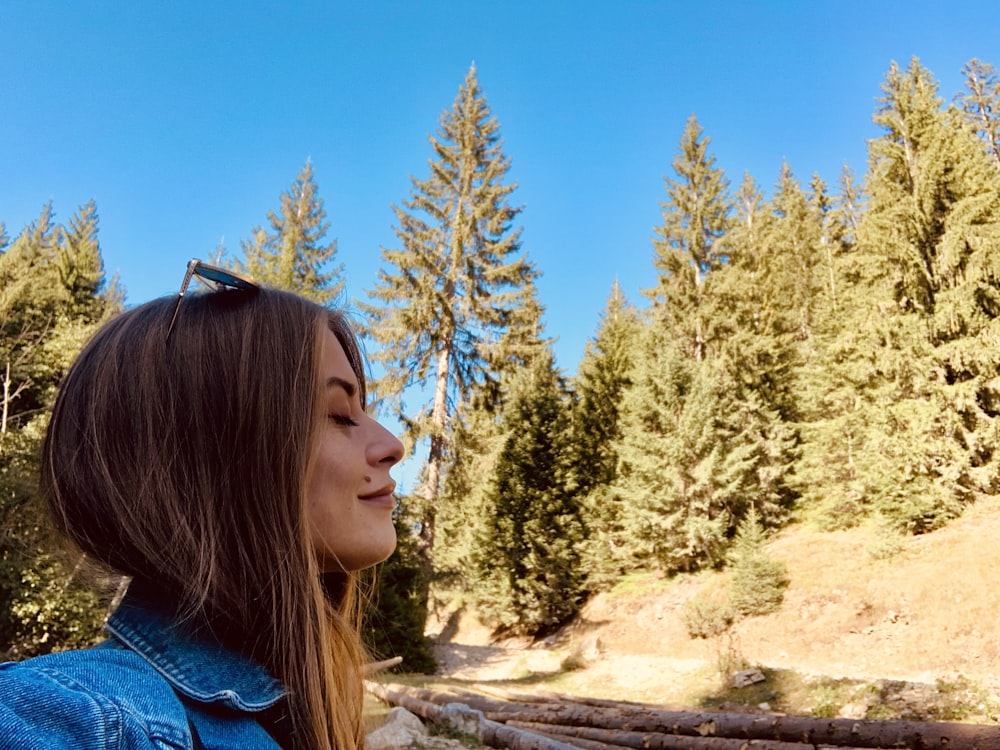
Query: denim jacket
0 583 287 749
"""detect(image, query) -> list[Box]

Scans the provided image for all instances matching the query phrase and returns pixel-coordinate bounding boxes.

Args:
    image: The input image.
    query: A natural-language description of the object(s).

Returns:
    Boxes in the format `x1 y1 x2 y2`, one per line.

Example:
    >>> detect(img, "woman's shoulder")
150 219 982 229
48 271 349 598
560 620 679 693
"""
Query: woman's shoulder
0 643 192 749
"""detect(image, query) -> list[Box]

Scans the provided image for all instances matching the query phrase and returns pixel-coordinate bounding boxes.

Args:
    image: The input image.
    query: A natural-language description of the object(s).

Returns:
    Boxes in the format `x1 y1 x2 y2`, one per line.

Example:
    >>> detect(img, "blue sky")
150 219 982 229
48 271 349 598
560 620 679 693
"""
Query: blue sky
1 3 994 392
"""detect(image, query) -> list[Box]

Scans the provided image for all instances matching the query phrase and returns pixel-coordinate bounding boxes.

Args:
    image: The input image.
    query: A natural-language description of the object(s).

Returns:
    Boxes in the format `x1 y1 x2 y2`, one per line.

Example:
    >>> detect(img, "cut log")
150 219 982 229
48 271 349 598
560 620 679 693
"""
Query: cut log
482 719 592 750
508 720 819 750
367 682 1000 750
366 682 582 750
365 681 445 723
505 722 635 750
489 705 1000 750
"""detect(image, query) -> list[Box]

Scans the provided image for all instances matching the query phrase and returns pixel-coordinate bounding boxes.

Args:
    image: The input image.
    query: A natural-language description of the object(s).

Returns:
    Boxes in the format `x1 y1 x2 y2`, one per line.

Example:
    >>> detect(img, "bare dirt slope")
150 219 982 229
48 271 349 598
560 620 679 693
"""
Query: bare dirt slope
430 497 1000 708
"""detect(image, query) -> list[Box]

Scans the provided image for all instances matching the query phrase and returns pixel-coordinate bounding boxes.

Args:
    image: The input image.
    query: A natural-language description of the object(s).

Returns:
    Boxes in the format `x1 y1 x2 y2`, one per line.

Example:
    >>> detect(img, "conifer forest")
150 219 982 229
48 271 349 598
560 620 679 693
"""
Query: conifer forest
3 57 1000 667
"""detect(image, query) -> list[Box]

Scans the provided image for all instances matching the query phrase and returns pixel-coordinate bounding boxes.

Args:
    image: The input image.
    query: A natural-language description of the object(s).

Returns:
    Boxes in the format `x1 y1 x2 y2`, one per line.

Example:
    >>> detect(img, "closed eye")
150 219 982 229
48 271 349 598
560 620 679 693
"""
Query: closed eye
329 414 359 427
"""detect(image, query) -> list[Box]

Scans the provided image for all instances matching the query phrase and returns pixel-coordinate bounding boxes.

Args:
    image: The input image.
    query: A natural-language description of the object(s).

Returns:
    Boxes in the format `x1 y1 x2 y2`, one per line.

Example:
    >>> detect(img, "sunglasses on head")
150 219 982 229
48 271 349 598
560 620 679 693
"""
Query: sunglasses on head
165 258 260 340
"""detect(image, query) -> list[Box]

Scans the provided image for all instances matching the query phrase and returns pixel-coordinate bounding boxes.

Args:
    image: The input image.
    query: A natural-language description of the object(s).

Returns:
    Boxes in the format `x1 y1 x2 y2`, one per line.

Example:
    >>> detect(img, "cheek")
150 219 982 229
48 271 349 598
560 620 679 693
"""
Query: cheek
308 439 351 498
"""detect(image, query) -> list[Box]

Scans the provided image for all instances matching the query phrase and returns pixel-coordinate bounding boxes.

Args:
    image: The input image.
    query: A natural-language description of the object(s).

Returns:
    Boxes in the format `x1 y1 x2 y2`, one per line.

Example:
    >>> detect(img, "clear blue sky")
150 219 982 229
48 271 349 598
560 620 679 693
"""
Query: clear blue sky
1 2 994 373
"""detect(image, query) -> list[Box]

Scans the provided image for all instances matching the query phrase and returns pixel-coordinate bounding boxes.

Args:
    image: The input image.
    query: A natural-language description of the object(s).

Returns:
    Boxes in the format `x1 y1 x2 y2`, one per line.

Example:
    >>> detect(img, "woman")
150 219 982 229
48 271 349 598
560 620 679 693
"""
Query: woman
0 260 404 749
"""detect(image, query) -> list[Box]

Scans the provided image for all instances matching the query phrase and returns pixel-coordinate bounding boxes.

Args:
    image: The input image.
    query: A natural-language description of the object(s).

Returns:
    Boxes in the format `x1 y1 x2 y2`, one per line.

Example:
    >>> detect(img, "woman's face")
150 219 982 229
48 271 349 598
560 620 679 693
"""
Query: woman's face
306 327 404 572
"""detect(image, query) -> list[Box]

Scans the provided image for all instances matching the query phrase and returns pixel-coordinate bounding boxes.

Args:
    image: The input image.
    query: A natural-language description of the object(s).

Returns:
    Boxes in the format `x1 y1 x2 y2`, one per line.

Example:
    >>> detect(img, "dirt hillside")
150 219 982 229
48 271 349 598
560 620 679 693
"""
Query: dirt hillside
430 497 1000 711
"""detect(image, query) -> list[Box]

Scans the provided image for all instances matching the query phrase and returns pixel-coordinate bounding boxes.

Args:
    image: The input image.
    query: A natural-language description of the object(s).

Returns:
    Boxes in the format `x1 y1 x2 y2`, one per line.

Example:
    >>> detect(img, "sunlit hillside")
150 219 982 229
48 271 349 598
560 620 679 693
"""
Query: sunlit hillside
429 496 1000 721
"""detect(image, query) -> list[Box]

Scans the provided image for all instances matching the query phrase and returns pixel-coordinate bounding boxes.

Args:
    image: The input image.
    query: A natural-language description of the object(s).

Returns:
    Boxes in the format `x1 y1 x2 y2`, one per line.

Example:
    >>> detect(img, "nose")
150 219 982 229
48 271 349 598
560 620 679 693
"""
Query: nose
368 419 404 467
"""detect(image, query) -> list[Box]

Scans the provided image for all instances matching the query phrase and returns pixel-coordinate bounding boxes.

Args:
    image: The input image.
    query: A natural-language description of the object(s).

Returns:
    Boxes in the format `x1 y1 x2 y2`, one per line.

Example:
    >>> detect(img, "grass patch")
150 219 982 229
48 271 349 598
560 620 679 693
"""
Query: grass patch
607 570 672 598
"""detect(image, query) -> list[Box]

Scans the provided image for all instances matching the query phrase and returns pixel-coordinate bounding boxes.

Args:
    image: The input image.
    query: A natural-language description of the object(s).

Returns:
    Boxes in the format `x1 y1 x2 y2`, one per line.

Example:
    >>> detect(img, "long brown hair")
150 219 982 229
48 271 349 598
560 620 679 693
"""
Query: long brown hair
41 287 370 750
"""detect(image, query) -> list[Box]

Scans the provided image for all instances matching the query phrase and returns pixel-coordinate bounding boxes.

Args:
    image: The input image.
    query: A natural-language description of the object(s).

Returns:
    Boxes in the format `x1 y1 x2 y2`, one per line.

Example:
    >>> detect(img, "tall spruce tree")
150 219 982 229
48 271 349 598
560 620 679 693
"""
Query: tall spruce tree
710 171 801 528
569 281 640 588
362 66 537 549
469 348 583 634
616 123 801 572
54 201 110 319
239 160 345 303
791 168 886 526
647 115 732 361
854 57 1000 531
615 118 733 572
761 163 825 341
433 280 549 592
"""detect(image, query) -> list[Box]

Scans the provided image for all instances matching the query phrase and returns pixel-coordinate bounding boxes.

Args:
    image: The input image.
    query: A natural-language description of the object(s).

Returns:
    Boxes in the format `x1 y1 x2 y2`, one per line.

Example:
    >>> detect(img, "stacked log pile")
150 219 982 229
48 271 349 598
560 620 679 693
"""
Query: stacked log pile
365 682 1000 750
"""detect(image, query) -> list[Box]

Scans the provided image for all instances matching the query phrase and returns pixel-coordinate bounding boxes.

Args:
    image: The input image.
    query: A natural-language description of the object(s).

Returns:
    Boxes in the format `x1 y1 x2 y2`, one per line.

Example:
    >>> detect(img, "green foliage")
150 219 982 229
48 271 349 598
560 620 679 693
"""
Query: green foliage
866 518 907 560
614 118 738 573
570 282 640 589
682 596 734 640
726 507 789 619
614 330 731 572
0 202 120 657
470 350 584 635
646 115 732 361
239 160 345 304
8 55 1000 651
432 398 505 590
840 57 1000 531
681 508 787 642
364 500 437 674
614 120 798 575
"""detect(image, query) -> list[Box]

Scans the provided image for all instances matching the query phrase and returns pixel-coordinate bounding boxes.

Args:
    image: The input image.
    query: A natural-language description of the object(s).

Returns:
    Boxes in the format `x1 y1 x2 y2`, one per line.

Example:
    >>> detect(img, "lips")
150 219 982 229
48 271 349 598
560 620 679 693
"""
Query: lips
359 483 396 506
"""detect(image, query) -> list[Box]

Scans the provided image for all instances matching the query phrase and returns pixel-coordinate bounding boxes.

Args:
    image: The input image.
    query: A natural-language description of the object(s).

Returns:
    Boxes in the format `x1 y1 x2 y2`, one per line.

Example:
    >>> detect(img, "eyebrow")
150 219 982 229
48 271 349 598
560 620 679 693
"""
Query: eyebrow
325 376 358 399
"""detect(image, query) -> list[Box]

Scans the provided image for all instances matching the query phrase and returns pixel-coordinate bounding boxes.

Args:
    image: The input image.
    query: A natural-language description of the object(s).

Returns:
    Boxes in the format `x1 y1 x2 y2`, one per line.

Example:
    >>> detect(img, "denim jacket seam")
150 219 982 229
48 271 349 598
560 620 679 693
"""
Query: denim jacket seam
105 618 194 697
106 614 283 712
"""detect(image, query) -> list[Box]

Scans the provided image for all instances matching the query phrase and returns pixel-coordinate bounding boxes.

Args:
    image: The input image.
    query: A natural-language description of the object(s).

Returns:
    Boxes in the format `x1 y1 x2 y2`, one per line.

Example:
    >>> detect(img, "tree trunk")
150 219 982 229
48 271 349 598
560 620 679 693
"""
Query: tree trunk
419 345 451 550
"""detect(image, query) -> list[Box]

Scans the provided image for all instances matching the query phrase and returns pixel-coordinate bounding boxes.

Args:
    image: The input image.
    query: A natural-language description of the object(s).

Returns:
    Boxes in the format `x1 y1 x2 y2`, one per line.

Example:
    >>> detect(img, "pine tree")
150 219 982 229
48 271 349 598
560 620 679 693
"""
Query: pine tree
762 163 825 341
791 168 885 526
647 115 732 361
709 171 801 529
613 326 731 572
432 398 505 587
570 281 640 588
613 121 798 573
959 58 1000 168
726 506 788 619
54 200 109 319
469 348 583 635
240 161 345 304
854 58 1000 531
364 497 437 674
362 66 537 549
434 281 550 594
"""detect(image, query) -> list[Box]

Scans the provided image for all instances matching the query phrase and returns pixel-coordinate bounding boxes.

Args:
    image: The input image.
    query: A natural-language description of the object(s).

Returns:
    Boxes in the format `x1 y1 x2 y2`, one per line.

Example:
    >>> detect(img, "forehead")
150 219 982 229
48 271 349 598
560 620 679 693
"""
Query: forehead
319 328 359 386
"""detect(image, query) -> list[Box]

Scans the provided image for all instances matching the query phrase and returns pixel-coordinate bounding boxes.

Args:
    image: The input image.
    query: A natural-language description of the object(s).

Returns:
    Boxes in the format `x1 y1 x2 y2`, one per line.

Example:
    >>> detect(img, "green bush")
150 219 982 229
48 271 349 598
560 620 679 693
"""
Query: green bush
727 507 788 619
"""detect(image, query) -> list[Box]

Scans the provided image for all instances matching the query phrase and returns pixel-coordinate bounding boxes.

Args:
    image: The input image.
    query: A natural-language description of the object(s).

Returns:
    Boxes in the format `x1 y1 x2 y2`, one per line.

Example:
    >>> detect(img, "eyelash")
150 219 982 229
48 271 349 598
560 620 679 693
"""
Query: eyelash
329 414 359 427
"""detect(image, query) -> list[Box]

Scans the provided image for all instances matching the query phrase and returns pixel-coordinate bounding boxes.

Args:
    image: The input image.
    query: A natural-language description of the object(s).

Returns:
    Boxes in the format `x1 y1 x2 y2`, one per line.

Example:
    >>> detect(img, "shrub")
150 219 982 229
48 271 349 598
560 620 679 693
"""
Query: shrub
727 507 789 619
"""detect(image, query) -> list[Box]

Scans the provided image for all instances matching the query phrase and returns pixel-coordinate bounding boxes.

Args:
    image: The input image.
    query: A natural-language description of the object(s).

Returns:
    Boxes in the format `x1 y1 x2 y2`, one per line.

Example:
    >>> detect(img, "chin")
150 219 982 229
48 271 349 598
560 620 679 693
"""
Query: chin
364 534 398 569
332 533 398 573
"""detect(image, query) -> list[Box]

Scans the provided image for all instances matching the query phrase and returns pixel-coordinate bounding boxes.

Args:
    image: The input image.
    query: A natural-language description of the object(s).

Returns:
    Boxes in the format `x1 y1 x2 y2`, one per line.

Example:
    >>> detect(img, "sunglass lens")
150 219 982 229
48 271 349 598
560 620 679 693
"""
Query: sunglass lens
196 266 256 290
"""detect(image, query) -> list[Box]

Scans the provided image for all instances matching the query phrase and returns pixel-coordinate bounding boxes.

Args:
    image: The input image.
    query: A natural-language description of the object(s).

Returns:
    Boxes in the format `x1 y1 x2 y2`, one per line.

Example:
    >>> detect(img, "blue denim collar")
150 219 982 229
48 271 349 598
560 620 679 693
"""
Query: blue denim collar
106 582 286 712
